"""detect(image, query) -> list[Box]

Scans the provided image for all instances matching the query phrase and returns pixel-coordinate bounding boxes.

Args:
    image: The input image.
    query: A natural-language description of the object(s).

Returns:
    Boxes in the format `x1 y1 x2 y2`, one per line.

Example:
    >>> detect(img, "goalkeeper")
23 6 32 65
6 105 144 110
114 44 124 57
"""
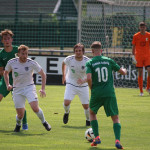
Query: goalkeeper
0 29 28 130
132 22 150 96
86 41 127 149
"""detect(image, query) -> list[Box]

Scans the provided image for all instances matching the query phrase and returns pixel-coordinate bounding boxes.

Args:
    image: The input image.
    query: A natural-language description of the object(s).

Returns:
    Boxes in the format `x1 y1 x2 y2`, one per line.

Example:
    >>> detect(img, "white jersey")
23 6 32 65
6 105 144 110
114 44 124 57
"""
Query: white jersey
5 58 42 88
64 55 90 87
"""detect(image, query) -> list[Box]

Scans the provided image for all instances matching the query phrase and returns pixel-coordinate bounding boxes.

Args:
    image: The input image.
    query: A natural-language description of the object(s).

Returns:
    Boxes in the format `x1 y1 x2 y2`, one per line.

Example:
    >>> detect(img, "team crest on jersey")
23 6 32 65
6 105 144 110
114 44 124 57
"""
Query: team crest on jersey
146 38 148 41
25 67 29 71
81 66 85 70
14 72 19 77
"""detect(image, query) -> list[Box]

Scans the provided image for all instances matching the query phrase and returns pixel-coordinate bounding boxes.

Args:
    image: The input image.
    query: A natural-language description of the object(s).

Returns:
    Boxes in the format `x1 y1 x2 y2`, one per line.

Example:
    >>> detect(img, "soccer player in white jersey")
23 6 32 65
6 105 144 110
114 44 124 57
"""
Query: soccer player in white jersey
4 45 51 132
62 43 90 126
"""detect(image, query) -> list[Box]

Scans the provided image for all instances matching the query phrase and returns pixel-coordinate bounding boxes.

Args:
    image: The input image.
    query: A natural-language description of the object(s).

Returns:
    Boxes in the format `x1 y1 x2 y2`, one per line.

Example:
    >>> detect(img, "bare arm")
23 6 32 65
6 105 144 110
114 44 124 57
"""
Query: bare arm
38 69 46 97
0 67 4 76
118 67 127 75
87 73 92 90
62 61 66 84
132 44 135 55
3 70 13 91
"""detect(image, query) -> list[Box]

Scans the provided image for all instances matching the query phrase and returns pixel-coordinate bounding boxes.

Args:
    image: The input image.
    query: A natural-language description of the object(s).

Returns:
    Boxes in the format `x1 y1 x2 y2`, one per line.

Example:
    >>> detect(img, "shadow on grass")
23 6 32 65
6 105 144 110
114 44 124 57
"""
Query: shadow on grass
88 147 116 150
61 125 86 129
0 130 46 136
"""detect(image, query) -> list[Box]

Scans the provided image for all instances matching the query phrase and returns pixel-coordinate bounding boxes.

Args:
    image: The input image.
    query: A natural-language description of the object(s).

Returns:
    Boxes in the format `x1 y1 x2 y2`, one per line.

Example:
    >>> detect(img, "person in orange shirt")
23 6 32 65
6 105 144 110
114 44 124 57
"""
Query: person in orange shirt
132 22 150 96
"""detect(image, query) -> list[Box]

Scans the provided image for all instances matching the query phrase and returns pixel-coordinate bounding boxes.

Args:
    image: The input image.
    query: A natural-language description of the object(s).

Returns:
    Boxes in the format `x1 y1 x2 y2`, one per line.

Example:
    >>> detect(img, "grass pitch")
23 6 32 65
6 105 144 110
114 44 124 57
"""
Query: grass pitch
0 85 150 150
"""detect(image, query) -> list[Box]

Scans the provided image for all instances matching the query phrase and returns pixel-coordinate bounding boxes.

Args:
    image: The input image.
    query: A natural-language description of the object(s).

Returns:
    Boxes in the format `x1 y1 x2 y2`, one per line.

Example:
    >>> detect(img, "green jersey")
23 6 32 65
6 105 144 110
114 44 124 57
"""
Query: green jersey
0 45 18 68
86 55 120 97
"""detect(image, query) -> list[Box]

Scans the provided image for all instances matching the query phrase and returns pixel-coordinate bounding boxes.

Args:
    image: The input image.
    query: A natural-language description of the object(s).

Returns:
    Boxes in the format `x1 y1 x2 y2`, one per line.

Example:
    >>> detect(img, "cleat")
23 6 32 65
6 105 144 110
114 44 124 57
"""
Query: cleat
43 121 51 131
63 112 69 124
139 93 143 96
86 120 90 126
91 136 101 147
14 124 21 132
146 88 150 94
22 123 28 130
115 140 124 149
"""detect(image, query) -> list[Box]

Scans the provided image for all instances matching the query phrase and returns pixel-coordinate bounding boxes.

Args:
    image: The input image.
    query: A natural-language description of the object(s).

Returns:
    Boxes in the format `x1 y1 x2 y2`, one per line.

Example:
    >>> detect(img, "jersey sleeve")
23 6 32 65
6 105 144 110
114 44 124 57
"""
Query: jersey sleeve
110 59 120 72
86 61 92 74
132 34 136 45
32 61 42 73
5 62 12 72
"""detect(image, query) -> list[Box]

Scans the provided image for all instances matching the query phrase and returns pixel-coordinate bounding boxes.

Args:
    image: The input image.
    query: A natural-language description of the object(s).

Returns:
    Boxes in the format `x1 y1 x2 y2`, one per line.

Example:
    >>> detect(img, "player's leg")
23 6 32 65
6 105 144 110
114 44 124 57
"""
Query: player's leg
14 108 25 132
104 97 123 149
27 85 51 131
146 65 150 94
137 67 143 96
29 101 51 131
90 108 101 146
78 86 90 126
22 110 28 130
63 84 75 124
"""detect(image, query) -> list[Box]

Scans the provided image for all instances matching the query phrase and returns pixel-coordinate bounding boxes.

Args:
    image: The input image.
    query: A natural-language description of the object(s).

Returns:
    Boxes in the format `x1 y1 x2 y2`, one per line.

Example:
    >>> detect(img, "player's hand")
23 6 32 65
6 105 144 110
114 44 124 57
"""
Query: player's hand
121 67 127 75
77 78 85 85
132 55 137 65
62 75 66 85
7 84 13 91
39 89 46 98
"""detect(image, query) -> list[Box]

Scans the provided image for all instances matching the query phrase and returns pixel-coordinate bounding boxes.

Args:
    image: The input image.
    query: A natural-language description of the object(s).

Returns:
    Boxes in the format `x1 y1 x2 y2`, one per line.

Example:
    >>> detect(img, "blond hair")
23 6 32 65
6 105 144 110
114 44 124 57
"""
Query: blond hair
0 29 14 38
18 45 29 53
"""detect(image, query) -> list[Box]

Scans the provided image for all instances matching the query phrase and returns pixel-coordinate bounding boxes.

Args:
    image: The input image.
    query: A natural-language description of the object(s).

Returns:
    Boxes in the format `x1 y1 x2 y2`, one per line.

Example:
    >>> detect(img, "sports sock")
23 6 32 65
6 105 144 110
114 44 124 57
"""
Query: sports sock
138 76 143 93
35 108 45 124
16 115 22 126
113 123 121 141
63 103 70 113
91 120 99 137
84 108 90 121
146 76 150 90
22 109 27 124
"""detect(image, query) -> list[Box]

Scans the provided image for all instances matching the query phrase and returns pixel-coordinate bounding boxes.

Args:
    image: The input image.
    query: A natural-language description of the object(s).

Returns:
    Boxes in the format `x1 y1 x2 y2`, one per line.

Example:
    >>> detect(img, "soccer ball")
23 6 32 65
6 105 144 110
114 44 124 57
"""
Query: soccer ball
85 128 95 142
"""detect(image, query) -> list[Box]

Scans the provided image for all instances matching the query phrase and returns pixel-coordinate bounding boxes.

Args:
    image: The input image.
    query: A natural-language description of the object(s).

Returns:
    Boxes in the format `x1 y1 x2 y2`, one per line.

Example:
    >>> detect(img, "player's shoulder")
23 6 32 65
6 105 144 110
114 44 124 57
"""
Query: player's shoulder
83 55 90 61
26 58 39 65
7 57 18 64
134 32 140 37
65 55 75 61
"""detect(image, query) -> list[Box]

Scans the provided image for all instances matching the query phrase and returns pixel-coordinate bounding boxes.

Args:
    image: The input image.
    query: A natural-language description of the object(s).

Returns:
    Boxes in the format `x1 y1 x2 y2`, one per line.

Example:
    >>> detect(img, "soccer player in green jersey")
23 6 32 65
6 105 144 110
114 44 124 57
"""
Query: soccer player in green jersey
86 41 127 149
0 29 28 130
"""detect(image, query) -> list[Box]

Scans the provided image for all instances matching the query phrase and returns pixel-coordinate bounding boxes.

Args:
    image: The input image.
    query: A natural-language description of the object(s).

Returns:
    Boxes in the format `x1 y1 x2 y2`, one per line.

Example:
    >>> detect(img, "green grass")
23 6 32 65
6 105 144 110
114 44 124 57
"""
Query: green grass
0 85 150 150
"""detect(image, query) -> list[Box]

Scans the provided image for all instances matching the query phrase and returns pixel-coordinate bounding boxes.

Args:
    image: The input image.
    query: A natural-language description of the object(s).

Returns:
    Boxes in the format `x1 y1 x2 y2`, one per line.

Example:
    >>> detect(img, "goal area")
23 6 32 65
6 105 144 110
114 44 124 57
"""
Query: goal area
79 0 150 88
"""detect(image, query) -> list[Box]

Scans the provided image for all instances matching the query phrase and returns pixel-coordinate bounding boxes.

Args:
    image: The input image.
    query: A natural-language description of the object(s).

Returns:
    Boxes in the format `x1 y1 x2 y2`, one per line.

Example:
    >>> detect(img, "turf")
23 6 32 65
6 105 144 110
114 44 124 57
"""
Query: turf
0 85 150 150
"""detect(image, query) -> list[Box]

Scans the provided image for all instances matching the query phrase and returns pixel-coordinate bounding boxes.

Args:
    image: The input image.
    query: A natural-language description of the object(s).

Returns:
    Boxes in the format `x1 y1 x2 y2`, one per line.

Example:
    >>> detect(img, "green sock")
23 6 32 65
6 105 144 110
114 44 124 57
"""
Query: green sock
91 120 99 137
113 123 121 141
22 110 27 124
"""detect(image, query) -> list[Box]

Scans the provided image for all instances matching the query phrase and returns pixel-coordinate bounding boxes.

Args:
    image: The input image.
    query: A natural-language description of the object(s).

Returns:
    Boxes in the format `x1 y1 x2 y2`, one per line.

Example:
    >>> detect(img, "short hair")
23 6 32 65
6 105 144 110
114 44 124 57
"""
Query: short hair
73 43 85 54
91 41 102 49
139 22 146 27
18 45 29 53
0 29 14 38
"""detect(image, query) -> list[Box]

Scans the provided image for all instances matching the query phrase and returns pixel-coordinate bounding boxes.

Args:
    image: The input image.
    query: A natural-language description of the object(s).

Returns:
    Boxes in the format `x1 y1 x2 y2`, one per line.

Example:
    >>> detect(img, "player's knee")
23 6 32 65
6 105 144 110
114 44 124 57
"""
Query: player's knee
0 95 3 102
32 107 39 113
64 100 71 106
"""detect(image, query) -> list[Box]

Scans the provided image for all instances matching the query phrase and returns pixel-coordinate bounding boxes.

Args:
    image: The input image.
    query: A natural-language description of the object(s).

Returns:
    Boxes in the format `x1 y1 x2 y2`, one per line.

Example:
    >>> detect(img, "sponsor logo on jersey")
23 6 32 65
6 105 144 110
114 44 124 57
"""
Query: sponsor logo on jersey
25 67 29 71
14 72 19 77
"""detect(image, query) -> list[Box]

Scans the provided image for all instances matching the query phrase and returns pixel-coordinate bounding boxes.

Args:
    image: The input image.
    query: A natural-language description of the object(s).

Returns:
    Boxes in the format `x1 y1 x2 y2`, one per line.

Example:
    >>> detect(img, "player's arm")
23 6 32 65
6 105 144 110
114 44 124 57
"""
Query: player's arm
38 69 46 98
132 44 137 64
87 73 92 90
3 70 13 91
62 61 66 84
118 67 127 75
0 67 4 76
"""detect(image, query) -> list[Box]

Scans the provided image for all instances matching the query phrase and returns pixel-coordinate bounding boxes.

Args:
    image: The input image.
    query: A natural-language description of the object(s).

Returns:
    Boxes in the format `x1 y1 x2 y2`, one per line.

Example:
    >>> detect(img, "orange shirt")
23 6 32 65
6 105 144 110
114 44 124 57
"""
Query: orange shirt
132 32 150 59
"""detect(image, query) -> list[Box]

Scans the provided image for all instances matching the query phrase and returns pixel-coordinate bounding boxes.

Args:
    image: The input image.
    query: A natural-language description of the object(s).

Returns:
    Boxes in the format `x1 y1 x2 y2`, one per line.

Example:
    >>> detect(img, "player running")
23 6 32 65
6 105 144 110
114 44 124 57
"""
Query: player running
0 29 28 130
86 41 127 149
62 43 90 126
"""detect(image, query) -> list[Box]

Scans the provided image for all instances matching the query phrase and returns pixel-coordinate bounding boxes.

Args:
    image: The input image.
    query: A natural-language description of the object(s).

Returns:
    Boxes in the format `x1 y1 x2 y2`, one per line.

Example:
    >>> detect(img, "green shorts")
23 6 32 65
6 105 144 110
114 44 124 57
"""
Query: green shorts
0 75 13 97
89 96 119 117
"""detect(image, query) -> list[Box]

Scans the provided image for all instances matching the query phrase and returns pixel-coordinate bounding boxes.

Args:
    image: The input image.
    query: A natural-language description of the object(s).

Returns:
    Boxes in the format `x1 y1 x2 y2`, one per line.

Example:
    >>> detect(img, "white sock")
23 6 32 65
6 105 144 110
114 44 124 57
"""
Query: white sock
63 103 70 114
35 108 45 124
16 115 22 126
84 108 90 121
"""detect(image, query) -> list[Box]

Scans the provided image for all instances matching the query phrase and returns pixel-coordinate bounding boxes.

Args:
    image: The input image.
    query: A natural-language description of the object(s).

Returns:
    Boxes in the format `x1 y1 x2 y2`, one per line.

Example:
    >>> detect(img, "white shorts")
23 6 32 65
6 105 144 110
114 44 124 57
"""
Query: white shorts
64 84 89 104
12 85 38 108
